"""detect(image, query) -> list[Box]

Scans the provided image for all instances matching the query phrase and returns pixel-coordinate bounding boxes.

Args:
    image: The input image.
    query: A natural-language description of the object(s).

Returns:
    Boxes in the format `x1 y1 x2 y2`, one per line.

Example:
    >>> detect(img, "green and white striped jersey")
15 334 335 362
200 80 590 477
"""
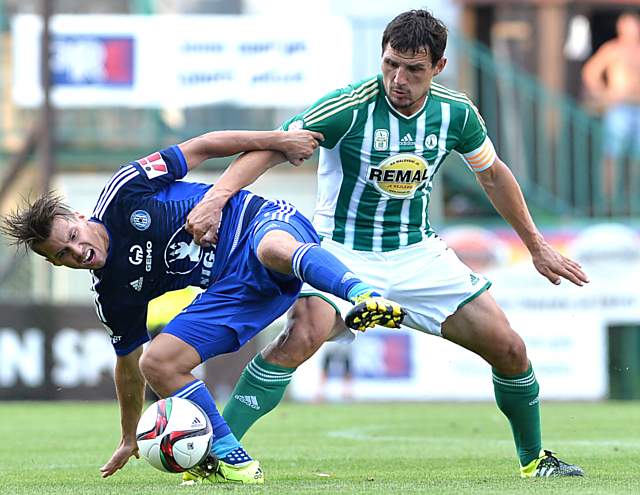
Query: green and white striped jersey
281 74 495 252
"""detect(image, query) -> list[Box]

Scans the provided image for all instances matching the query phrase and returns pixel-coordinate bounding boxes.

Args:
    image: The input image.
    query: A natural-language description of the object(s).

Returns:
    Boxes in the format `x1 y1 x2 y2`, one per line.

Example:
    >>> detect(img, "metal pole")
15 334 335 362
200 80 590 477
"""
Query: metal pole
40 0 54 194
0 0 4 151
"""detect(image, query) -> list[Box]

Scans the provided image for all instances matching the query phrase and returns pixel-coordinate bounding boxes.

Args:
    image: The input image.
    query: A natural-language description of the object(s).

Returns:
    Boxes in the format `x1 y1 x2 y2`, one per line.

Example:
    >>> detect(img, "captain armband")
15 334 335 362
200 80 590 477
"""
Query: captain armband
462 137 497 173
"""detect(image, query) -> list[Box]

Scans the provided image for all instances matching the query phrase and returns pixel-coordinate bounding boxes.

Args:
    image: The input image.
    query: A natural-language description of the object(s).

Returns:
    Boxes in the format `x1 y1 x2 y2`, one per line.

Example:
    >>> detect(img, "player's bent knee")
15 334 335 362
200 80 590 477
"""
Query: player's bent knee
139 347 190 384
494 332 529 374
256 230 299 273
281 321 325 357
263 325 322 367
138 351 165 384
263 297 340 368
263 317 331 367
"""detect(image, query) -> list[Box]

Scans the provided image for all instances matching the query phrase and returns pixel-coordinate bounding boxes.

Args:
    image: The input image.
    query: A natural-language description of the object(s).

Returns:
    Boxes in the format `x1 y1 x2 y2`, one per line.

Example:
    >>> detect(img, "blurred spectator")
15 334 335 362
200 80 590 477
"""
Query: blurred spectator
314 343 353 402
582 11 640 202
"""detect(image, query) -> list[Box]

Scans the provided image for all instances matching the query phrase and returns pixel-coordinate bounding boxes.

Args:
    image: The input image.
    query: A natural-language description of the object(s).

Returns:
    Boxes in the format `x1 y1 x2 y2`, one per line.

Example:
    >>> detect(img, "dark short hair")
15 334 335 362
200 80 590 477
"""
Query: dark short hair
381 9 448 67
0 193 74 255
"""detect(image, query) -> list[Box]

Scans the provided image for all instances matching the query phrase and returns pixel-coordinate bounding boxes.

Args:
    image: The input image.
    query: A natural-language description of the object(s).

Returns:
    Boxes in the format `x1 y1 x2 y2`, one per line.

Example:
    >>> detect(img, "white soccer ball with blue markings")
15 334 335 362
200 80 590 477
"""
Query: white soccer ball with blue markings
136 397 213 473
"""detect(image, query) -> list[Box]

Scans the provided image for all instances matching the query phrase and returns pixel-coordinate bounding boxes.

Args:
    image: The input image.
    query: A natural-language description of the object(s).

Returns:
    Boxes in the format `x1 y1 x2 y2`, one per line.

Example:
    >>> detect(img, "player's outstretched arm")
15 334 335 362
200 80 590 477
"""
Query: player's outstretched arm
178 130 324 171
100 346 146 478
186 149 285 247
183 130 324 246
475 158 589 287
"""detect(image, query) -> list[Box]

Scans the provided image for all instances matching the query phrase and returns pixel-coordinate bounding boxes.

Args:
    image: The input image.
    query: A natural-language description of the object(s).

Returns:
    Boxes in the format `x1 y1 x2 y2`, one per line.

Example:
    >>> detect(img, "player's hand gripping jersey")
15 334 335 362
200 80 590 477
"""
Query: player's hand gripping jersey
280 75 497 252
89 145 266 355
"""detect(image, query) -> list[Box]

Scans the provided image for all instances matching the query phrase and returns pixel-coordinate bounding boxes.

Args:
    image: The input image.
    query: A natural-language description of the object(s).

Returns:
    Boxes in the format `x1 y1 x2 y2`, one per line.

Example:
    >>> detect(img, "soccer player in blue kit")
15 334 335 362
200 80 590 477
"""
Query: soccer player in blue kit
1 129 406 484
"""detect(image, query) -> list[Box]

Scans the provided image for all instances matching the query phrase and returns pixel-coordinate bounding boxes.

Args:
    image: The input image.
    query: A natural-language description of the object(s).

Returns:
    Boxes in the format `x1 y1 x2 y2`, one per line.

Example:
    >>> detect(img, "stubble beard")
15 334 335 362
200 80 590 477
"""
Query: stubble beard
387 86 429 112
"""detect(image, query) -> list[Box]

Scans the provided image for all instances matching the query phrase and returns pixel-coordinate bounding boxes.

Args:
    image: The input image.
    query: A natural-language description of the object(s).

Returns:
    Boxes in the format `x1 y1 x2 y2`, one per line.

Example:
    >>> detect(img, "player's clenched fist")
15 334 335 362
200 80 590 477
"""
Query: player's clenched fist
281 130 324 166
185 200 222 247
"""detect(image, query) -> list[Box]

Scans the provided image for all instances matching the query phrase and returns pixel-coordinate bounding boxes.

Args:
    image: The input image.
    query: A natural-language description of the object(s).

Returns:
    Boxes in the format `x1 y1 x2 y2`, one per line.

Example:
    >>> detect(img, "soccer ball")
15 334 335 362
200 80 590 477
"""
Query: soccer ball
136 397 213 473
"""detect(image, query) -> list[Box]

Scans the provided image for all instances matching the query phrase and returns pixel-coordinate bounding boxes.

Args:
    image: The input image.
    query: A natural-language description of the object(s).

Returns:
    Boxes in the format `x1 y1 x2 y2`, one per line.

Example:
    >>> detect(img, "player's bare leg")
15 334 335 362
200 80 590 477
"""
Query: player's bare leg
222 296 343 440
440 291 527 375
263 296 346 368
258 230 405 331
140 334 263 485
223 229 404 440
441 291 583 477
139 334 202 397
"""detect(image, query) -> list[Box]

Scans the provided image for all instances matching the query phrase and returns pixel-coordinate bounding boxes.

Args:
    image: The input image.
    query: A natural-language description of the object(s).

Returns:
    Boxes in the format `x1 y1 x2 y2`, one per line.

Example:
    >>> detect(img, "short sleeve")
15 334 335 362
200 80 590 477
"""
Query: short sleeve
455 103 488 155
280 88 360 149
94 294 150 356
92 146 187 222
128 145 188 192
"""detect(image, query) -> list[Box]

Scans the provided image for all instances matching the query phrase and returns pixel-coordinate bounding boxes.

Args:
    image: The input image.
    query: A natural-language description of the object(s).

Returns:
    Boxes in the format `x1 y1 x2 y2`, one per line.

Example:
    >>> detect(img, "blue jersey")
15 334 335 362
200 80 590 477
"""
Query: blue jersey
90 145 266 356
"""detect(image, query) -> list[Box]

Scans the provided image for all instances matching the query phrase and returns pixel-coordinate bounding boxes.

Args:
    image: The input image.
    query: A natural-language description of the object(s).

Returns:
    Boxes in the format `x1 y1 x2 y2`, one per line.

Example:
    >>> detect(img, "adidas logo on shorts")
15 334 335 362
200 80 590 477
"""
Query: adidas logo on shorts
235 395 260 410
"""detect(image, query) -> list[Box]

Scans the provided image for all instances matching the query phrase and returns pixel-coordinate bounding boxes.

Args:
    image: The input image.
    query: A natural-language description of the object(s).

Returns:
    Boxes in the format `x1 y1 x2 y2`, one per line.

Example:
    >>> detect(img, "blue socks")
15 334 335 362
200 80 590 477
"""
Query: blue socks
347 282 380 303
221 446 253 466
171 379 250 462
292 243 375 302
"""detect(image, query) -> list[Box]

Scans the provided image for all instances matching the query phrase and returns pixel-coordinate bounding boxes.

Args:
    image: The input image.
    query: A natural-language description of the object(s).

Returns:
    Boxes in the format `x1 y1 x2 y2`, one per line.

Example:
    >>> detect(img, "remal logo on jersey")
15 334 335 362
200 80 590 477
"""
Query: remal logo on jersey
367 153 435 199
130 210 151 231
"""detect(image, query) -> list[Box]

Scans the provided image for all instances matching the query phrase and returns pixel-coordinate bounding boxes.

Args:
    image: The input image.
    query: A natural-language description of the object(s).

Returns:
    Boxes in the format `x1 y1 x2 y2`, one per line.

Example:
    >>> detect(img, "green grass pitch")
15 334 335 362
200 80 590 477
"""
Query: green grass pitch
1 400 639 494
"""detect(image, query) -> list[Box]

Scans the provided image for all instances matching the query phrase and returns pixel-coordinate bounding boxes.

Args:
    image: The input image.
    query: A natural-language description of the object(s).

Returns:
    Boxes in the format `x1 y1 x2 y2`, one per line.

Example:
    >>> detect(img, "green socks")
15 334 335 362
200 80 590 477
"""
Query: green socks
492 364 542 467
226 355 542 466
223 353 295 441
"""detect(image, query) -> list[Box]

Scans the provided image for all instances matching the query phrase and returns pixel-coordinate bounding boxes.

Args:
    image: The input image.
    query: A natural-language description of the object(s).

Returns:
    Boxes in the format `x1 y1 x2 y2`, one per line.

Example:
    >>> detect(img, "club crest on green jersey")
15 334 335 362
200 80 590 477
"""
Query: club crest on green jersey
367 153 434 198
425 134 438 149
374 129 389 151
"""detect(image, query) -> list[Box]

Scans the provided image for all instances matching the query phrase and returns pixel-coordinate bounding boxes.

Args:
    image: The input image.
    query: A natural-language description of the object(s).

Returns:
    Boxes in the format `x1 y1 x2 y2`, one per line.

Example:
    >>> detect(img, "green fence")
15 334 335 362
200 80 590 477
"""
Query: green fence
447 35 636 218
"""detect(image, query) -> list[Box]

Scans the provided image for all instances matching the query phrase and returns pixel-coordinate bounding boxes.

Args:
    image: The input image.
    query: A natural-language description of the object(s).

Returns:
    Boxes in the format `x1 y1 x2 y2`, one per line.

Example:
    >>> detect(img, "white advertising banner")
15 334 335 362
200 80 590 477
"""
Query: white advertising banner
291 222 638 401
291 313 607 402
12 14 352 108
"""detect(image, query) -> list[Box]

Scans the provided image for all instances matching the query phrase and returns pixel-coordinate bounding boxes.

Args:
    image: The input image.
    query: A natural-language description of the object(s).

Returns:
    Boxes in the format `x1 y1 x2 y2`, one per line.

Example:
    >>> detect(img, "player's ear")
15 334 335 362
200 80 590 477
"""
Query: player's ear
75 211 86 221
434 57 447 76
45 257 62 267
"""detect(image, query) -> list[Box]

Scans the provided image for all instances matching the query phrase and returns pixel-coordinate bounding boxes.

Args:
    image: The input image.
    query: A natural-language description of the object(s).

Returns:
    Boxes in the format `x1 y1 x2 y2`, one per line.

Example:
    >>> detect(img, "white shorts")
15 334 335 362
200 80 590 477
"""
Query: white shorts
300 236 491 343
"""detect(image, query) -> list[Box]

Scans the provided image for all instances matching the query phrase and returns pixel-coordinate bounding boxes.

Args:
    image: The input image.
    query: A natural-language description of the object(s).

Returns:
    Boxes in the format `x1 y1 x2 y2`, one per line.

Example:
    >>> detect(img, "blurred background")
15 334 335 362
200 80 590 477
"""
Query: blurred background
1 0 640 405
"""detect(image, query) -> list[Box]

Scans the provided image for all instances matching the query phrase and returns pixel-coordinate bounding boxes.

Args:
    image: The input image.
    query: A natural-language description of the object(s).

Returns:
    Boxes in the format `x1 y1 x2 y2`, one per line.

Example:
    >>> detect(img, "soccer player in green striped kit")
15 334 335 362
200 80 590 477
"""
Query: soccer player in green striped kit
187 10 590 478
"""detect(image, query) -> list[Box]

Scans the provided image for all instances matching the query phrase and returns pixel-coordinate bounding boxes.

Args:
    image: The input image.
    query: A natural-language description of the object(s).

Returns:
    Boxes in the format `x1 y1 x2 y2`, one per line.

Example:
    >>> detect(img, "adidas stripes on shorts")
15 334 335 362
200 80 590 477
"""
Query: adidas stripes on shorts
300 236 491 342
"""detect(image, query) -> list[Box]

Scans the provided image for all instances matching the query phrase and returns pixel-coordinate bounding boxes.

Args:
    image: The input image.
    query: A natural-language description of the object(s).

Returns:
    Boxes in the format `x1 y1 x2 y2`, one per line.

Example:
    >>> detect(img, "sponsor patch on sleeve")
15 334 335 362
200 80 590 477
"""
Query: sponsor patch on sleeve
288 120 304 131
137 152 168 179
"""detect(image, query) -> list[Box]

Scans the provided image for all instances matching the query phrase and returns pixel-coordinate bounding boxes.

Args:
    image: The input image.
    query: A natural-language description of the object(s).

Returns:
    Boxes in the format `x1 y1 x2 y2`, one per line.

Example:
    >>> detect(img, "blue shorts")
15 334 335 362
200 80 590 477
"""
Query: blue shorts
161 200 320 362
603 104 640 159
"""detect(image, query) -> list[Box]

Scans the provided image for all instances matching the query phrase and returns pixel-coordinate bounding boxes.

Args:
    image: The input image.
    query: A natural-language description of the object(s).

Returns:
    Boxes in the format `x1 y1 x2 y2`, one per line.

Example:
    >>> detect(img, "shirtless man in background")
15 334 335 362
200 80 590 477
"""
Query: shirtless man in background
582 11 640 201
